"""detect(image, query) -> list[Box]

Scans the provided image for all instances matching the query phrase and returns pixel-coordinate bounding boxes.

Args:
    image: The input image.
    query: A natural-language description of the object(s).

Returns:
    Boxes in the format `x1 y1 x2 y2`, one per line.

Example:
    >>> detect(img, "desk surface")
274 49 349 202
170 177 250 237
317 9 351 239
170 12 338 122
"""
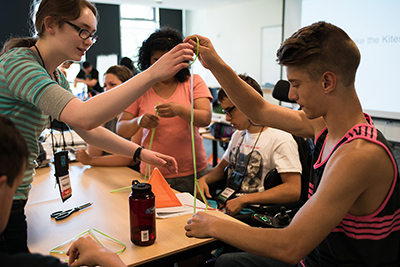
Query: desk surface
27 163 241 266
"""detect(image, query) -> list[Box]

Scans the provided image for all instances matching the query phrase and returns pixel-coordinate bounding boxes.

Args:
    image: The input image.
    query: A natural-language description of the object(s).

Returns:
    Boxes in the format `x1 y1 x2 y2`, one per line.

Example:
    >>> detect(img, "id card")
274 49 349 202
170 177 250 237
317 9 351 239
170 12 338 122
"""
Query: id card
216 187 235 203
58 174 72 200
54 151 72 202
216 171 244 204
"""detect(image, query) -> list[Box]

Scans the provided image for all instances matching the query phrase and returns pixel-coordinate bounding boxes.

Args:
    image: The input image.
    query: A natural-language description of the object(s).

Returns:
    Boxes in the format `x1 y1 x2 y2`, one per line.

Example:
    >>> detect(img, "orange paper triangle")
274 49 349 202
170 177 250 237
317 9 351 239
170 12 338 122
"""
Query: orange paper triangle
148 168 182 208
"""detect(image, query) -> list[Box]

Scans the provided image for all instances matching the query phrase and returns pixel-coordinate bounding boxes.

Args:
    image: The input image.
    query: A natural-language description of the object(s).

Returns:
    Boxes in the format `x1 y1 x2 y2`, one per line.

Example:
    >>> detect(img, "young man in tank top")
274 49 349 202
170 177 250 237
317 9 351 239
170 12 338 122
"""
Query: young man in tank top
184 22 400 266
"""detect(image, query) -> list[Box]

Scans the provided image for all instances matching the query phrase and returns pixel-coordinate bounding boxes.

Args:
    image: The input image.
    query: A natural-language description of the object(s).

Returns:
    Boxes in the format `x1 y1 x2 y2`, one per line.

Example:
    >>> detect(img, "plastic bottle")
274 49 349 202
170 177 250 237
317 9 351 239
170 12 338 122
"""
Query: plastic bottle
129 180 156 246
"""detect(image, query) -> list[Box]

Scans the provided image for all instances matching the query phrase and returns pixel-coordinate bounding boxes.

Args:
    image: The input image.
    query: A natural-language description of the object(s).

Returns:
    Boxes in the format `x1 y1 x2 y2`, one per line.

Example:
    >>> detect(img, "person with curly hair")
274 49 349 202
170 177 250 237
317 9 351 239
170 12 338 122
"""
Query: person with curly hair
117 26 213 194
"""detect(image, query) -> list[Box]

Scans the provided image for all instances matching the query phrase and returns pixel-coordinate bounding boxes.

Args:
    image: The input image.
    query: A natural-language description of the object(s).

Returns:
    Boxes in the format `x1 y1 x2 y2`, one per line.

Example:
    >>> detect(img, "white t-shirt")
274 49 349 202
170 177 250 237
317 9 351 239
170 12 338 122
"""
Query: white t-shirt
222 127 302 193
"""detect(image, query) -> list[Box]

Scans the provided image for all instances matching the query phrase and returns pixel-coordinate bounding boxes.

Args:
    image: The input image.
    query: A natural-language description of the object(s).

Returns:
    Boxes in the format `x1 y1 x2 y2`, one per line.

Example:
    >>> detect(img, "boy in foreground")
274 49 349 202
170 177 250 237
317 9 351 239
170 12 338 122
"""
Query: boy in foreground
184 21 399 266
0 115 126 267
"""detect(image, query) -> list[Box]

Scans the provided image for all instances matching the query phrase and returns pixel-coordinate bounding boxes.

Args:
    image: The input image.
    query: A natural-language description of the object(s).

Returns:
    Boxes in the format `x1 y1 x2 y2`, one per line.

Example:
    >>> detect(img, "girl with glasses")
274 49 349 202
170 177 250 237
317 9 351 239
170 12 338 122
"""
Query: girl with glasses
0 0 193 254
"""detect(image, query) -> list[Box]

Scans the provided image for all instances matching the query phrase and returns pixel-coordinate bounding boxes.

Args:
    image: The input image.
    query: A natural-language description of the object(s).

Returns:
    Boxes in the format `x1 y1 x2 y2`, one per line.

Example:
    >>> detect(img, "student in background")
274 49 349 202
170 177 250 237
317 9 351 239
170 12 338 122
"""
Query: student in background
117 26 213 194
197 74 301 217
0 0 192 254
58 60 73 78
119 56 139 76
0 115 127 267
75 65 138 168
184 22 400 266
74 61 103 96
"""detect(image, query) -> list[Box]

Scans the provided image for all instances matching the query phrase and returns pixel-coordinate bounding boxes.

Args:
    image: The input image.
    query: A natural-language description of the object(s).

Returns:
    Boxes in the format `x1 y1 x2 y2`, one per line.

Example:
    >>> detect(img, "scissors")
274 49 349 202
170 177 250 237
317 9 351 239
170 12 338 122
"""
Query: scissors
50 202 93 221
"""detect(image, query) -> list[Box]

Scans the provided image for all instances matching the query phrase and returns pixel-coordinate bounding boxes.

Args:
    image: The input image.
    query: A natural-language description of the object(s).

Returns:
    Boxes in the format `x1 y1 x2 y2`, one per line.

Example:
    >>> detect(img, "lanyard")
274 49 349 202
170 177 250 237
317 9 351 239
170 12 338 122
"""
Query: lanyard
34 45 58 83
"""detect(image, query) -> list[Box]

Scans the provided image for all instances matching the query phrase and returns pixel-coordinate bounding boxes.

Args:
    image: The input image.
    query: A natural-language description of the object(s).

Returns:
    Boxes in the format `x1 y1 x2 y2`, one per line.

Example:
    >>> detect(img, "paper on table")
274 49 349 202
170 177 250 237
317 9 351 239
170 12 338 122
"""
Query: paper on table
156 192 207 219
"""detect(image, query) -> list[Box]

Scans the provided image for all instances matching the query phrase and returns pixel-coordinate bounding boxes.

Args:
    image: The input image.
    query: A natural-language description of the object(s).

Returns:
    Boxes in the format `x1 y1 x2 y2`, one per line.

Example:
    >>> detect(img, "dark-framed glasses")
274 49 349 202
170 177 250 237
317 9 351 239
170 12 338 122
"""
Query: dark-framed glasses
65 21 99 44
222 106 236 117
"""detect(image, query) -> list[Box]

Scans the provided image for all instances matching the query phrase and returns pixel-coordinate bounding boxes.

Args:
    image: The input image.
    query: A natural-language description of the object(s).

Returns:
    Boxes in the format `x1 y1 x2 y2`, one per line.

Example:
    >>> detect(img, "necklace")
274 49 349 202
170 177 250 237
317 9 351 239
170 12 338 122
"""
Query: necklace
34 45 57 81
248 119 264 127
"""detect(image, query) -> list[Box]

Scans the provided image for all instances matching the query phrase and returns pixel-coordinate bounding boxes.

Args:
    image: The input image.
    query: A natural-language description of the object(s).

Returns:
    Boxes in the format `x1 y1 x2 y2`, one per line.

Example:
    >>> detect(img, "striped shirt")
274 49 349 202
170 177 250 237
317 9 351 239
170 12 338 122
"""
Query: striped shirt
0 47 75 199
301 114 400 266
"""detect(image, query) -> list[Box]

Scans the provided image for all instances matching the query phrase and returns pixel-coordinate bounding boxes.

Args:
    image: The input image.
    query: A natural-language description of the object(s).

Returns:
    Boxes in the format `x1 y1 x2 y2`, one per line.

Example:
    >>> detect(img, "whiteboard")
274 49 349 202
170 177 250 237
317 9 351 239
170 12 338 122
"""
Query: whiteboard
261 26 282 87
301 0 400 120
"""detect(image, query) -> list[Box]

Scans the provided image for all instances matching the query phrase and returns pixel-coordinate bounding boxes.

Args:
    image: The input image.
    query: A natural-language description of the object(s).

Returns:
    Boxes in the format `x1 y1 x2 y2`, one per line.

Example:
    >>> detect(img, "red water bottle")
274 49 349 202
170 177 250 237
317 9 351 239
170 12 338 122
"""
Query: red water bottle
129 180 156 246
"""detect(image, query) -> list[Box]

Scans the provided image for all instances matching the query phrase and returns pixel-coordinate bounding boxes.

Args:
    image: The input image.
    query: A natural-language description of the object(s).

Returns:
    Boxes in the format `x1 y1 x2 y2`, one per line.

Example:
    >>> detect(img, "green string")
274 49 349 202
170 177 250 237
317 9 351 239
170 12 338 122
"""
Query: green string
144 101 161 181
188 36 208 213
50 228 126 260
110 185 131 193
188 36 199 66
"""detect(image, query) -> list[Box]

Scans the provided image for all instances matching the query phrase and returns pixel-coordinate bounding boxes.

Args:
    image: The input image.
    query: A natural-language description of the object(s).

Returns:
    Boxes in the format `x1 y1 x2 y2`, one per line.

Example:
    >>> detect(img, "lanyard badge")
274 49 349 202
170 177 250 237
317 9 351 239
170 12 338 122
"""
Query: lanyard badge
216 128 264 204
54 151 72 202
216 170 244 204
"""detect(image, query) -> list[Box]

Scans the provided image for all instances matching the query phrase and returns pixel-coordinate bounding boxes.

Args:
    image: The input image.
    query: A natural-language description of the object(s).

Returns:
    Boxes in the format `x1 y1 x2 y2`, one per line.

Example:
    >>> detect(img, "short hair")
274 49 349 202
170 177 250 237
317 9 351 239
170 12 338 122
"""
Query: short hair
137 26 190 82
105 65 134 83
217 74 263 102
119 57 139 76
82 61 92 69
276 21 360 87
0 116 29 187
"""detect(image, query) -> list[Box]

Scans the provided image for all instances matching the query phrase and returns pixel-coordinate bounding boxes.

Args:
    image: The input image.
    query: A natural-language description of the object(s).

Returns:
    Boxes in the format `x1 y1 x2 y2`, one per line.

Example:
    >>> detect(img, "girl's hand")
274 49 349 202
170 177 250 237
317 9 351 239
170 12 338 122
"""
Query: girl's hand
184 35 221 70
148 43 194 83
75 149 92 165
137 113 159 129
140 149 178 174
155 102 184 118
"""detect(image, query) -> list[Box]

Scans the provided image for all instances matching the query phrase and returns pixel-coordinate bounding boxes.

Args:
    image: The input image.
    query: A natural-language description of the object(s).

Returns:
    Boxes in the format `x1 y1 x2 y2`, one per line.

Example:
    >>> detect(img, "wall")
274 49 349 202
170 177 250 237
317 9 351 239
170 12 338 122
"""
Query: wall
160 8 183 32
0 0 32 47
185 0 300 106
86 3 121 68
186 0 283 89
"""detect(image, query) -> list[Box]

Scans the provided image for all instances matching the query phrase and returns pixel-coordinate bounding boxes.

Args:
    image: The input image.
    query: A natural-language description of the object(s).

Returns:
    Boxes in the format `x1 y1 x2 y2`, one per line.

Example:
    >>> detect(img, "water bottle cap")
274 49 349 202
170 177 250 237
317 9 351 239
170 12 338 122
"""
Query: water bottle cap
131 180 152 194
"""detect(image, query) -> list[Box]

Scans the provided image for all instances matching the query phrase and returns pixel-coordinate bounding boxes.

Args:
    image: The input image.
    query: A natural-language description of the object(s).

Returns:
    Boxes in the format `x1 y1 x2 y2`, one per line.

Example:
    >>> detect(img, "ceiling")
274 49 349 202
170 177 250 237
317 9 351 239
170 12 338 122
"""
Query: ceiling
92 0 250 11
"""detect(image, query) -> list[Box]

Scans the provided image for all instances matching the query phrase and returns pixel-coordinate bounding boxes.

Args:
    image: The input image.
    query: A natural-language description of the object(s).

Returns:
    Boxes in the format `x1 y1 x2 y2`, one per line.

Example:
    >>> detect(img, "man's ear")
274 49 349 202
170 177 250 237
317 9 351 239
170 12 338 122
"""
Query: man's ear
0 174 8 188
322 71 337 94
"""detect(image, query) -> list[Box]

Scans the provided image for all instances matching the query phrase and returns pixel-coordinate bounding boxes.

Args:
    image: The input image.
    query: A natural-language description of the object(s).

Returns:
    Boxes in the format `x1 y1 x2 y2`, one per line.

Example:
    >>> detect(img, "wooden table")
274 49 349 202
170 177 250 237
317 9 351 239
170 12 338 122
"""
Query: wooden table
27 163 243 266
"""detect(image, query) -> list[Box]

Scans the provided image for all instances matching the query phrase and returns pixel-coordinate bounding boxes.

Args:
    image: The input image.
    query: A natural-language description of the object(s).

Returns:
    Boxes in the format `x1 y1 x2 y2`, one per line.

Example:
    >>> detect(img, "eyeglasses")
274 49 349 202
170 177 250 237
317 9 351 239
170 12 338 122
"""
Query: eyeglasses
222 106 236 117
65 21 99 44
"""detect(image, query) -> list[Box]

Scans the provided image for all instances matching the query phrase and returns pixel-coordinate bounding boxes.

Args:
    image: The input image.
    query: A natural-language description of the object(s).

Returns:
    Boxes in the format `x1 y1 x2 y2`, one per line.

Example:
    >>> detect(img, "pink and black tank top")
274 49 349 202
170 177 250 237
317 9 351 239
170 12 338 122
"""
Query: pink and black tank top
301 114 400 266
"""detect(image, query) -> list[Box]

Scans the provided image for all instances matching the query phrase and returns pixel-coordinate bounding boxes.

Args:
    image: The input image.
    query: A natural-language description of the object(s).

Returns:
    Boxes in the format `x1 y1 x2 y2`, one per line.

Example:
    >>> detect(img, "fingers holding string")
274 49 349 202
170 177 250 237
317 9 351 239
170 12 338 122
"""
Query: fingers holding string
150 43 194 81
169 42 195 63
